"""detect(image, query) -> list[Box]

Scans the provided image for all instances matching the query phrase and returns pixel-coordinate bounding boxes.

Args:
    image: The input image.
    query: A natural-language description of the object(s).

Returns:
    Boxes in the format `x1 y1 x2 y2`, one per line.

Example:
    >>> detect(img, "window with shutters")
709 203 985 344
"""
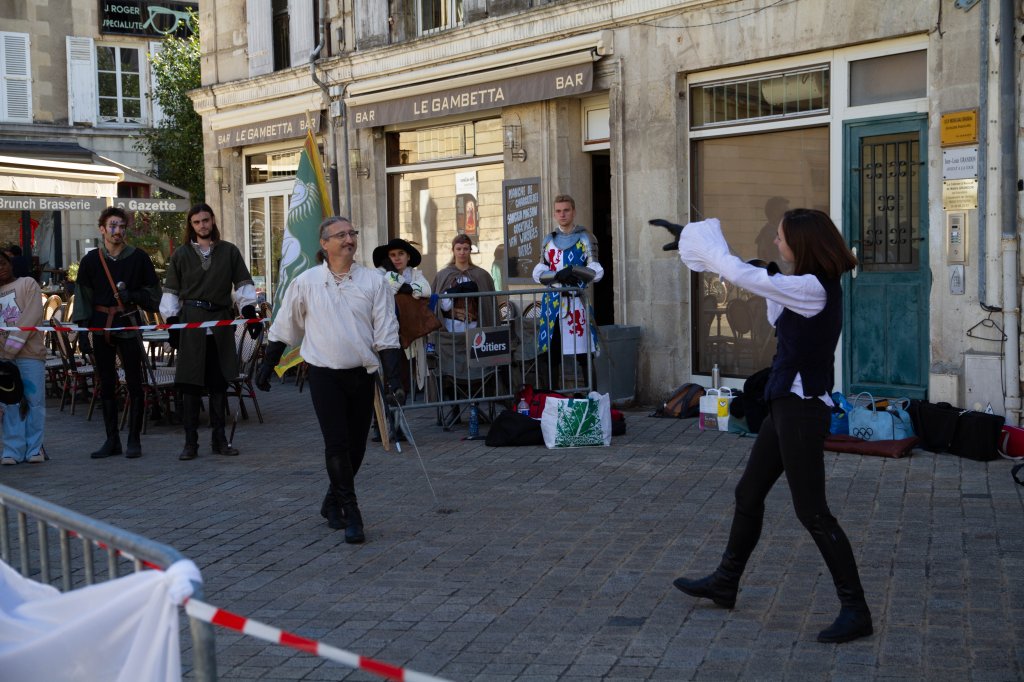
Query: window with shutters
417 0 463 35
97 45 145 125
0 32 31 124
272 0 289 70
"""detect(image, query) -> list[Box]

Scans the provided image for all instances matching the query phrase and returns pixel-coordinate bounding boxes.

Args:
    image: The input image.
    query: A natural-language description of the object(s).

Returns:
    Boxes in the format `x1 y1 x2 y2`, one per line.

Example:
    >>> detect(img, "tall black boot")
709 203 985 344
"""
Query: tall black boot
320 486 346 530
209 392 239 456
90 399 123 459
673 503 761 608
807 515 873 643
342 502 365 544
125 397 144 459
179 393 201 461
672 550 746 609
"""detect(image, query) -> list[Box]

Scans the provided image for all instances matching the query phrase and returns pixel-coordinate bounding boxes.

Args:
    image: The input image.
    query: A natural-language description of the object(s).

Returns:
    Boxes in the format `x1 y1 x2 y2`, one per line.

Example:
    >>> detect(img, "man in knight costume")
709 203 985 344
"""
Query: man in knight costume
532 194 604 385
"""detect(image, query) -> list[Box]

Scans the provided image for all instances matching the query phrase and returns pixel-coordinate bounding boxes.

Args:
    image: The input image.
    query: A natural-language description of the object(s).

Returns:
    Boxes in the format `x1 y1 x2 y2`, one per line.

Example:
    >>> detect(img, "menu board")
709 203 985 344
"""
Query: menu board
502 177 543 282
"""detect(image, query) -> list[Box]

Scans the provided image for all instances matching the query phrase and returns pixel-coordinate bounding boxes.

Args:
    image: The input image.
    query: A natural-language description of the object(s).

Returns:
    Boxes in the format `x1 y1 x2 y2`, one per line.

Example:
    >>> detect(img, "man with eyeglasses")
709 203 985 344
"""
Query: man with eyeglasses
255 216 403 544
74 207 161 459
161 203 258 461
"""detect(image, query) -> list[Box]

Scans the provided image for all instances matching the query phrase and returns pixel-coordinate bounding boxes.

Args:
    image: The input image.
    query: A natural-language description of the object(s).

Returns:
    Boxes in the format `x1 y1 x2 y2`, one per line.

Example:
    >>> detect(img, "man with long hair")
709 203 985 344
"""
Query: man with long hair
160 203 258 461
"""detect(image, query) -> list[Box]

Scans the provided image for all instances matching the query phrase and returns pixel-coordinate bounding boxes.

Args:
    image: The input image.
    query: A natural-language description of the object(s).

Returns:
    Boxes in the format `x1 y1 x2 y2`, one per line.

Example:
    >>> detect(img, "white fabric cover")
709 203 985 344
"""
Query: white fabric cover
0 558 199 682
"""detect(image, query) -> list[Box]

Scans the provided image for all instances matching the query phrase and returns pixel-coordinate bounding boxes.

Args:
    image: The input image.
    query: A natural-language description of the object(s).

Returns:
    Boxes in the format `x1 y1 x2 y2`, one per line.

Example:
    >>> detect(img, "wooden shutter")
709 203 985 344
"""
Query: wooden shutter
247 0 273 76
66 36 96 125
148 41 165 126
1 32 31 123
289 0 315 68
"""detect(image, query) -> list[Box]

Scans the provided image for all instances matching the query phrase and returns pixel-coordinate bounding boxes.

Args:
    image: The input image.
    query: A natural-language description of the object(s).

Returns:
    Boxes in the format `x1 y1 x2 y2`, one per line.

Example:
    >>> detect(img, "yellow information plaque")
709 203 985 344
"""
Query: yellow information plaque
941 109 978 146
942 178 978 210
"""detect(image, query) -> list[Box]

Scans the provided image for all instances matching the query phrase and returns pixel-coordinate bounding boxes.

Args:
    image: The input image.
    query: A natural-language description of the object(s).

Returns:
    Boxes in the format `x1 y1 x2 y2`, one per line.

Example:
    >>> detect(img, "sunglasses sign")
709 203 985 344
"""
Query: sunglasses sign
100 1 198 38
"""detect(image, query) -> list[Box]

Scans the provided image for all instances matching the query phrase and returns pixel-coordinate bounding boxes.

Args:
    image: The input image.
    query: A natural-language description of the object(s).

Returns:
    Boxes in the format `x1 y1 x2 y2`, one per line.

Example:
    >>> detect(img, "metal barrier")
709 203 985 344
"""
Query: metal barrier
405 286 596 421
0 483 217 681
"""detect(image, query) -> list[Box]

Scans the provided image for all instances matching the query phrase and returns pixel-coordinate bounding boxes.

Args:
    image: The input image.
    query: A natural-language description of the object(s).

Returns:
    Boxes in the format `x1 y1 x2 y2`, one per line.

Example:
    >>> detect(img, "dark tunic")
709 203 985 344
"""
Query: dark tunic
73 245 160 338
164 240 253 387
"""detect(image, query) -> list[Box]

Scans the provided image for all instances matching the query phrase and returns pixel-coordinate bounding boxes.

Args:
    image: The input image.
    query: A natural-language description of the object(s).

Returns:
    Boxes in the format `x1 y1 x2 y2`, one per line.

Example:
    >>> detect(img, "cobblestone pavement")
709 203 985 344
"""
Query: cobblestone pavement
3 384 1023 681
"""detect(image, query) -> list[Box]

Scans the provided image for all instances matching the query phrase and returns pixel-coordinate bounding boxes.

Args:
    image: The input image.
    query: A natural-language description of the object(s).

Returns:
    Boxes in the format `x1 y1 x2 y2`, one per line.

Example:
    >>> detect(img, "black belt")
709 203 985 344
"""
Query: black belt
183 299 224 311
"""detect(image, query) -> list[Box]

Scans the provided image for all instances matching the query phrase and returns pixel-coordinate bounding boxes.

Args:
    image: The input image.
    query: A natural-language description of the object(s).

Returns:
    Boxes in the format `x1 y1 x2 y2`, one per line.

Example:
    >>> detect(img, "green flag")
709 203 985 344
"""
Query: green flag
273 127 331 375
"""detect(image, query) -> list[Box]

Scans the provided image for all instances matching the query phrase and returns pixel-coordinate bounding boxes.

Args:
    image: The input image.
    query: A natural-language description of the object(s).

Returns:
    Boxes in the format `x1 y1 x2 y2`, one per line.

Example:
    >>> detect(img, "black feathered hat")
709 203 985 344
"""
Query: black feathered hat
372 238 421 269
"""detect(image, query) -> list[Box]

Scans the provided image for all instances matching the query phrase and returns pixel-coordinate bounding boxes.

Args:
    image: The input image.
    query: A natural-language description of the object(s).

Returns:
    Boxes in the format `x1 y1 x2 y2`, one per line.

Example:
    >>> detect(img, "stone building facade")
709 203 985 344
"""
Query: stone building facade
192 0 1022 416
0 1 194 278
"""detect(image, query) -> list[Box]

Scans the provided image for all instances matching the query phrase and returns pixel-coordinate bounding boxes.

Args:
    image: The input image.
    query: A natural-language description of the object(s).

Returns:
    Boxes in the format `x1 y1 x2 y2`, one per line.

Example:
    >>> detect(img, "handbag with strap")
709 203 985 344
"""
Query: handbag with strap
848 392 914 442
394 292 442 349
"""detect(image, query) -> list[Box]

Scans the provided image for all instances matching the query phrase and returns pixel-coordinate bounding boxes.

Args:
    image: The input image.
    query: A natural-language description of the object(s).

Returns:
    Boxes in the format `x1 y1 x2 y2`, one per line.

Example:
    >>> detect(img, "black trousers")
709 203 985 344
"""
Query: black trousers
307 365 375 507
92 333 143 404
728 393 843 560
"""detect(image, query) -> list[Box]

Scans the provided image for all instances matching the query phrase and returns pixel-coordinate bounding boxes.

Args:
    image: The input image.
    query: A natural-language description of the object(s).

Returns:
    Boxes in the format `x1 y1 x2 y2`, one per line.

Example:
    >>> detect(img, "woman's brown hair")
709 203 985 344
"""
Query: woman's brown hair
781 208 858 279
447 234 474 267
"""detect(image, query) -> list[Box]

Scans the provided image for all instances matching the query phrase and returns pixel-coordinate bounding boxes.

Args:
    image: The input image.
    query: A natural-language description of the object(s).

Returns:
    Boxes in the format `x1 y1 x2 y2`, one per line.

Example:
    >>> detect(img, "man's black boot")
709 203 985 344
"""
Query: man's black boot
125 397 144 458
672 551 744 609
90 399 123 459
209 392 239 456
342 503 365 544
179 393 200 461
809 516 873 643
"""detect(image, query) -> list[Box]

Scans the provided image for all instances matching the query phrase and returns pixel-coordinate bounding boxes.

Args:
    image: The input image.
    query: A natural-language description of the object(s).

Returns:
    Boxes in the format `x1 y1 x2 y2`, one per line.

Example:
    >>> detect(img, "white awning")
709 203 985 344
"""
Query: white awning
0 155 123 197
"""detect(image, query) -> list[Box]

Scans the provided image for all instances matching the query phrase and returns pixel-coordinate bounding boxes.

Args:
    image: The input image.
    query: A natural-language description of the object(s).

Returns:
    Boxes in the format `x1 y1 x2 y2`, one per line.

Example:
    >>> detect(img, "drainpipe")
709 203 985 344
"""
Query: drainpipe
309 1 340 214
998 0 1020 424
977 0 990 304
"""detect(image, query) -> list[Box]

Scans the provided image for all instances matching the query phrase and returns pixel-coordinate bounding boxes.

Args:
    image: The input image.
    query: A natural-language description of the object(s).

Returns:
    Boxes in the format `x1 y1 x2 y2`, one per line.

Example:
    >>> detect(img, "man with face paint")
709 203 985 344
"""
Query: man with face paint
74 207 161 460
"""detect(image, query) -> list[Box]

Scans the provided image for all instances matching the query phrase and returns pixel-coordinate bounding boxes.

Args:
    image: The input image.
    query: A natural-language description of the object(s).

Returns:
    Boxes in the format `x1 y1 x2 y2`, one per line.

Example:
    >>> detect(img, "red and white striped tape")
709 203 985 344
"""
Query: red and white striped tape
185 599 452 682
56 530 451 682
0 318 264 333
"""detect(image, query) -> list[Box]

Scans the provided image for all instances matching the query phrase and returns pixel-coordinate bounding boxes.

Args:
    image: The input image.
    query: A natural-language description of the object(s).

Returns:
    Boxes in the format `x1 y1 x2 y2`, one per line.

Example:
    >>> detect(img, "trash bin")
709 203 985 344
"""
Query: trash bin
594 325 642 404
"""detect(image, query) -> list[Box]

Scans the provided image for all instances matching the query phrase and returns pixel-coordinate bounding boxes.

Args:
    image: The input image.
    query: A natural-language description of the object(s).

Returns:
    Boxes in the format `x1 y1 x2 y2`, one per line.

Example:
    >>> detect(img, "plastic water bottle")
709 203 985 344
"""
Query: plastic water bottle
468 403 479 439
517 398 530 416
711 364 720 389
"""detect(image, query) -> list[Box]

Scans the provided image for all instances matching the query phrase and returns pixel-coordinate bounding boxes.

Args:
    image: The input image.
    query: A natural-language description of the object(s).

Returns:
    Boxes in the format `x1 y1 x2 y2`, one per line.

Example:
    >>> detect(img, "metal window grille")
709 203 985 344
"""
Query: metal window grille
857 135 922 270
691 65 829 129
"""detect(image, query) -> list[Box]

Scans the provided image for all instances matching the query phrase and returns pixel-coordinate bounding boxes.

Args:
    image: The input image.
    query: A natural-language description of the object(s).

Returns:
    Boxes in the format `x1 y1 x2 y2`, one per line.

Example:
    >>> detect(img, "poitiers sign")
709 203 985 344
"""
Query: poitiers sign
467 326 512 369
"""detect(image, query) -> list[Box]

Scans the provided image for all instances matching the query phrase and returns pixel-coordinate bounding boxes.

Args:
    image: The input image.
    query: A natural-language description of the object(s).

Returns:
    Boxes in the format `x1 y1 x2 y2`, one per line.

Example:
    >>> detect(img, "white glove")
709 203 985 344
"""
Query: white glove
384 271 402 295
677 218 732 274
411 282 424 299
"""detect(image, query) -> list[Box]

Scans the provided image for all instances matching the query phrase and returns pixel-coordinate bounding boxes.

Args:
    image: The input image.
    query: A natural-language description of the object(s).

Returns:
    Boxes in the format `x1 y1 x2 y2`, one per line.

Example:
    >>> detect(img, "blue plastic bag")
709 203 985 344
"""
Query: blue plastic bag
830 392 852 435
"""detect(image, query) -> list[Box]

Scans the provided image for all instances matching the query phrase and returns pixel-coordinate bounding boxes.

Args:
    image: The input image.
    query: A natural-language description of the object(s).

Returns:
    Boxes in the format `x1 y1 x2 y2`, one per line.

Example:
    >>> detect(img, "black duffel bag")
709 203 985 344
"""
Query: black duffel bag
485 409 545 447
909 400 1004 461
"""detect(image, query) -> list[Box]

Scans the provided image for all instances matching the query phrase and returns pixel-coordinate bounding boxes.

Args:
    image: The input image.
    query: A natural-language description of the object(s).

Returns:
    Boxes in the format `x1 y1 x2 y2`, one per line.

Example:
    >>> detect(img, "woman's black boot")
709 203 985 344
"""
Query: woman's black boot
672 551 744 609
342 503 365 544
808 515 873 643
320 487 346 530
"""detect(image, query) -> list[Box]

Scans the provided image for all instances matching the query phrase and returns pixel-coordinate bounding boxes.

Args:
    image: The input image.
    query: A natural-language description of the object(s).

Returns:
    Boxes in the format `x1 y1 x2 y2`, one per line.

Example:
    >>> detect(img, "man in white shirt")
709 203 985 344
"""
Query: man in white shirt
255 216 403 544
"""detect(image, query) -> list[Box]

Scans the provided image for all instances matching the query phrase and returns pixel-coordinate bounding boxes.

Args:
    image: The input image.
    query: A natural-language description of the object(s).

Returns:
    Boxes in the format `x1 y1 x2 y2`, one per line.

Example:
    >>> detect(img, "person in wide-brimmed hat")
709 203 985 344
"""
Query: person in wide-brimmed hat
373 237 432 396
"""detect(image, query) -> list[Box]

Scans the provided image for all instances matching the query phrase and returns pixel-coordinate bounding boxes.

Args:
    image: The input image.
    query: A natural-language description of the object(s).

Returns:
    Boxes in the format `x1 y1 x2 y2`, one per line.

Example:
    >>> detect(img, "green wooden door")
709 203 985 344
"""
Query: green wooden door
844 116 929 398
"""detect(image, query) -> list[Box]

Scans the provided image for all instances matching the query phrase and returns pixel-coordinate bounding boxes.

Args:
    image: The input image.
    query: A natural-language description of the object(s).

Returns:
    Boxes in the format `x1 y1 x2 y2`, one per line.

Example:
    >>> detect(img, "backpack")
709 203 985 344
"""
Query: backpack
516 384 569 419
728 368 771 433
651 383 706 419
